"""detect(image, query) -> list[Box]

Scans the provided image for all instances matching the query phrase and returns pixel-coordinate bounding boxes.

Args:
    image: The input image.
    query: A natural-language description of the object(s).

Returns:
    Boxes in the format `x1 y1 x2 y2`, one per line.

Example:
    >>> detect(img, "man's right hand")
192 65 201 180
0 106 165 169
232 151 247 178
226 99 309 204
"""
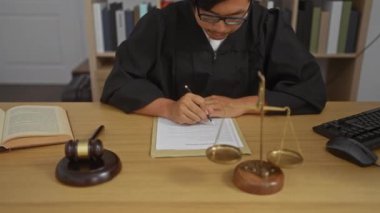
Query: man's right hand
167 93 210 124
134 95 210 125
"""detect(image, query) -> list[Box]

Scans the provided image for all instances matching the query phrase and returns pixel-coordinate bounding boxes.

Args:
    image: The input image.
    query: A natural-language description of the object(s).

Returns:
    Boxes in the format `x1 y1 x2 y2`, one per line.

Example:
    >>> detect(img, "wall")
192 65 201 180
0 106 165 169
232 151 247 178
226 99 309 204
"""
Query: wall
357 0 380 101
0 0 87 85
0 0 161 85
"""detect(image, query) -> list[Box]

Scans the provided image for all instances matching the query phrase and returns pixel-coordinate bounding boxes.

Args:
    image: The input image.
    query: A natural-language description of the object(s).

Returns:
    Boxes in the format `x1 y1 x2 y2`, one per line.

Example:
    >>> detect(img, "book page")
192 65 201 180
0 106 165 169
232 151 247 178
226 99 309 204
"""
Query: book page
156 118 243 150
2 105 73 145
0 109 4 142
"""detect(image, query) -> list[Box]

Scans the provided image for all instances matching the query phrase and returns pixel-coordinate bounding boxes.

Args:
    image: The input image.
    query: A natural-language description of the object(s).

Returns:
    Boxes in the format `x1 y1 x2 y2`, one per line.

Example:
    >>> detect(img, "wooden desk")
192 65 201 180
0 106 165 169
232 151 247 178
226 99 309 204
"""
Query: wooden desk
1 102 380 212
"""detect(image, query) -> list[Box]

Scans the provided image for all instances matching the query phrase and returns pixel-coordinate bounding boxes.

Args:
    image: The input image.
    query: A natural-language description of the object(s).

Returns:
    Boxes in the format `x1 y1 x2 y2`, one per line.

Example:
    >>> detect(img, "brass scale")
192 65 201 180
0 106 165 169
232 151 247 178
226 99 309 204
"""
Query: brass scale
205 71 303 195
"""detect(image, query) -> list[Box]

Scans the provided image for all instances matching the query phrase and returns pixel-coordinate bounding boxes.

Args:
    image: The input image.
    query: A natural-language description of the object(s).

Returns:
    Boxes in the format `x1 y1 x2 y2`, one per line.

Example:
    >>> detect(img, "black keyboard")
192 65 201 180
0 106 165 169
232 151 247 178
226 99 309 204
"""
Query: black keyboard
313 107 380 149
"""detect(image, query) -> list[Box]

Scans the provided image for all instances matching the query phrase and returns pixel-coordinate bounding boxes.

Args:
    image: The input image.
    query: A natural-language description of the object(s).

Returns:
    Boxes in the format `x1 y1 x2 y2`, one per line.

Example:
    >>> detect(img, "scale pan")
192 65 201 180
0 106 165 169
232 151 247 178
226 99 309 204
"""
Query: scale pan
267 149 303 168
206 144 242 164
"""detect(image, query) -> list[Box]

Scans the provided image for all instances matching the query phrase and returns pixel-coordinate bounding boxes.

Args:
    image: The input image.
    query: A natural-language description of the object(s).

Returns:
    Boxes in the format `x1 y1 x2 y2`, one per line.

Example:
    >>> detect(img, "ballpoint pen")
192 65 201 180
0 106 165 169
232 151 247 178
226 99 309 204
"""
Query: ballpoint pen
184 85 213 124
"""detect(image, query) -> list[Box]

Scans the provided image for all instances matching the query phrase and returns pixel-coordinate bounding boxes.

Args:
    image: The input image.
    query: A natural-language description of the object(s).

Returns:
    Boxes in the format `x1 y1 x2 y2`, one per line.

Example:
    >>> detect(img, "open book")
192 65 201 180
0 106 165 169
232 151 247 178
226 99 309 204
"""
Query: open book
151 117 251 158
0 105 74 151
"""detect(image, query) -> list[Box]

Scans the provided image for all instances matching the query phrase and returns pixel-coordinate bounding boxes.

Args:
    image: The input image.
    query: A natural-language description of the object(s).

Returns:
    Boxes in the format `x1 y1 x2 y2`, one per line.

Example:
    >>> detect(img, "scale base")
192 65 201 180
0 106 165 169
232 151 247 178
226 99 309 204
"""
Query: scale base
233 160 284 195
56 149 121 186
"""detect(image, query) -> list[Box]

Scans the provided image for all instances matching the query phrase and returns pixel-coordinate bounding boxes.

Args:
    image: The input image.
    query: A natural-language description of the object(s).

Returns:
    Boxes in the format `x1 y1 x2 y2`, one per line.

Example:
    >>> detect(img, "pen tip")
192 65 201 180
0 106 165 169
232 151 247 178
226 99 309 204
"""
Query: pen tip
207 116 213 125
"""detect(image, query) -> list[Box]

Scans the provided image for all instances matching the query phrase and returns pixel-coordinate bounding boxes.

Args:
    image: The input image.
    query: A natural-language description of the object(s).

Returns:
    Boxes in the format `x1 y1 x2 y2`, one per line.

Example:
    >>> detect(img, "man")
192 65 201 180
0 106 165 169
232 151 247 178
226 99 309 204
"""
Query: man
101 0 326 124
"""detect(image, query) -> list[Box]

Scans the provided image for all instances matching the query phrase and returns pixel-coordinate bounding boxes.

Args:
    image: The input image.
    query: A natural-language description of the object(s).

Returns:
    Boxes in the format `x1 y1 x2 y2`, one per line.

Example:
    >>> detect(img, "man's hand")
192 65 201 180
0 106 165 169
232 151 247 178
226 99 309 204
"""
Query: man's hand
167 93 209 124
205 95 259 118
135 95 259 124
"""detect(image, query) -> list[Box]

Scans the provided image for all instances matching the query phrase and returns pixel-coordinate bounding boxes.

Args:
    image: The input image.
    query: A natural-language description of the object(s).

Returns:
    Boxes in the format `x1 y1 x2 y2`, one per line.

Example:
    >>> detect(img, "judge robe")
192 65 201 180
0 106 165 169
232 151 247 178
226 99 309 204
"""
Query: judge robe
101 1 326 115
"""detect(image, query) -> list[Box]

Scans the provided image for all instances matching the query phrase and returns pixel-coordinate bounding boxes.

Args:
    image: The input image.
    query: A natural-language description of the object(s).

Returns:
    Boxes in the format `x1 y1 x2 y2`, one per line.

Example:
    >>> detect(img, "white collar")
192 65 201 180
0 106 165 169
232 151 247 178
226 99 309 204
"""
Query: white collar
203 30 226 51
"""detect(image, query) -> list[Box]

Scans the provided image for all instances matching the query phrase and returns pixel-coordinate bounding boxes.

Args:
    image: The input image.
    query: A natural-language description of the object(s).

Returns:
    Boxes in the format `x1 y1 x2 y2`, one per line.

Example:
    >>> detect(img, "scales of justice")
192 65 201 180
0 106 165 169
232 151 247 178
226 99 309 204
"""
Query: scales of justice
205 71 303 195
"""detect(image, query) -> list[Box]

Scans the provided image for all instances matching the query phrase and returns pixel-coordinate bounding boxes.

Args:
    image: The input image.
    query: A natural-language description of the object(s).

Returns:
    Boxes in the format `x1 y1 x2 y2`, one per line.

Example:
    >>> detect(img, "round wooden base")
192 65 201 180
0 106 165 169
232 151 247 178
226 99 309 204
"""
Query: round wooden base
56 149 121 186
233 160 284 195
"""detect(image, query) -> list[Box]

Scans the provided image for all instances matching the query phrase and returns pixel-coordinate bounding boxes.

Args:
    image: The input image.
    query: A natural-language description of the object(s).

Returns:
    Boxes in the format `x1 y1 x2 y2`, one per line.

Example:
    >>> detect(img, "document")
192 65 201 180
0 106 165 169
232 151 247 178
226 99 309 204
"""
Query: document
151 118 251 158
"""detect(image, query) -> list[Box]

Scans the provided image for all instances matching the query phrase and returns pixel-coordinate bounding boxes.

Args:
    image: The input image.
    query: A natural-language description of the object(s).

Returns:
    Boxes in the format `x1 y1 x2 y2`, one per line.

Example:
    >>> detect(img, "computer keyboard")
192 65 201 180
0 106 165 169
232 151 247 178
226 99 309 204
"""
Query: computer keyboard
313 107 380 150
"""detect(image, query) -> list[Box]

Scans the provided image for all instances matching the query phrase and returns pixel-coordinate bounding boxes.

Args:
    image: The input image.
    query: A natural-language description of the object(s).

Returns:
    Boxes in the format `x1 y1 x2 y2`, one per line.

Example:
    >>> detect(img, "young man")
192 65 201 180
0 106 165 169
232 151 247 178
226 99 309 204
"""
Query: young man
101 0 326 124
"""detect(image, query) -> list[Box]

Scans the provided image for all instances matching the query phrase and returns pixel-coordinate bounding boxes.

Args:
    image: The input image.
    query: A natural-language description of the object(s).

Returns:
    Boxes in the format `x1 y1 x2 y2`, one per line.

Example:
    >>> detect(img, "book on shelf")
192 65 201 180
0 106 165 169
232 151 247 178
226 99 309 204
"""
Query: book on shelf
101 5 112 51
337 0 353 53
109 2 123 50
345 9 360 53
0 105 73 151
116 9 127 46
125 9 135 38
92 0 362 55
133 2 154 23
139 2 149 18
292 0 360 55
92 1 158 53
133 4 141 25
267 0 275 9
325 0 343 54
318 10 331 54
296 0 314 50
309 0 322 53
93 2 106 53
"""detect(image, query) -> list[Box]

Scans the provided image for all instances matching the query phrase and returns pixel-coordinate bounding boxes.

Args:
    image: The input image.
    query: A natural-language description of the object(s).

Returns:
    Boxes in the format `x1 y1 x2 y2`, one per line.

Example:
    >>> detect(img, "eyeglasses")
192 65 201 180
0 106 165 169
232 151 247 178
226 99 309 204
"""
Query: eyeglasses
196 0 251 25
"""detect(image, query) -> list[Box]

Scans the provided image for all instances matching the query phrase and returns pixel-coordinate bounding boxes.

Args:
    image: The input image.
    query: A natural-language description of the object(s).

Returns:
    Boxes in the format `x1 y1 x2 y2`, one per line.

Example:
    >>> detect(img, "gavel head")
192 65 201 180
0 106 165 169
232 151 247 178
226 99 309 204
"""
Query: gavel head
65 139 104 161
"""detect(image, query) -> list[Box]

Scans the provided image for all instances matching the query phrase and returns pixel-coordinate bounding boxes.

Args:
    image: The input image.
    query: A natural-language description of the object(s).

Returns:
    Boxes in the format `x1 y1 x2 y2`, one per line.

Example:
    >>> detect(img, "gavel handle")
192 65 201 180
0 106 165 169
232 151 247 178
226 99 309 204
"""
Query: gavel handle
90 125 105 140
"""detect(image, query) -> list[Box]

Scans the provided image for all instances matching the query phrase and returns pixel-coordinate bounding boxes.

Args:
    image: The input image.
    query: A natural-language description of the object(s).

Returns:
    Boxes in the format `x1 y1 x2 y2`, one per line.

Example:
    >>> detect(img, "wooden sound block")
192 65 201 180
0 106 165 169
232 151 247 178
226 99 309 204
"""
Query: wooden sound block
56 149 121 186
233 160 284 195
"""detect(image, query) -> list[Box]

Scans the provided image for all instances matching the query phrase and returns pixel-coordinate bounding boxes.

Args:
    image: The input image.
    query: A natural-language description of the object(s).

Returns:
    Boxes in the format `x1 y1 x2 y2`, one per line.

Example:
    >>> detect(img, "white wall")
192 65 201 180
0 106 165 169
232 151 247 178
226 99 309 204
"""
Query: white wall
0 0 161 85
0 0 87 85
357 0 380 101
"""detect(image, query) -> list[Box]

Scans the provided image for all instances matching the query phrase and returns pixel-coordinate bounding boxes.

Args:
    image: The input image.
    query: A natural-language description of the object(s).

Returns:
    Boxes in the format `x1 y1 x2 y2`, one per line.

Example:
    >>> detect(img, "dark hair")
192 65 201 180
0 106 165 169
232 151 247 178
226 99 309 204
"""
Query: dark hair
190 0 227 11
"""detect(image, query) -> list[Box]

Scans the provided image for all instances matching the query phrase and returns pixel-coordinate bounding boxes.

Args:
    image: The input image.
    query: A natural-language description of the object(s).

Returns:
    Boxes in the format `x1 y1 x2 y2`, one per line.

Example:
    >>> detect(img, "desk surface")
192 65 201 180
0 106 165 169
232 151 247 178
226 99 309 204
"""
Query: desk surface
1 102 380 212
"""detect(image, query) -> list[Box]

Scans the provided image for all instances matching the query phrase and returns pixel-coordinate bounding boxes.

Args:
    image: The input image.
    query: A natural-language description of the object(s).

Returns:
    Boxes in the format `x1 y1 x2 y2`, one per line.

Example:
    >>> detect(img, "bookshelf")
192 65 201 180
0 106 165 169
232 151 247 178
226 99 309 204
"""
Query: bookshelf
85 0 372 101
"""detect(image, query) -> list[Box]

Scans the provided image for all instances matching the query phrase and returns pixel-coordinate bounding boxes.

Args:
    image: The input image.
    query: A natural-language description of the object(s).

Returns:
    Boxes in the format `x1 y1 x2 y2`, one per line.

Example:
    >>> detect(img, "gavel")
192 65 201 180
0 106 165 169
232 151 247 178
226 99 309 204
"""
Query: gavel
65 125 104 161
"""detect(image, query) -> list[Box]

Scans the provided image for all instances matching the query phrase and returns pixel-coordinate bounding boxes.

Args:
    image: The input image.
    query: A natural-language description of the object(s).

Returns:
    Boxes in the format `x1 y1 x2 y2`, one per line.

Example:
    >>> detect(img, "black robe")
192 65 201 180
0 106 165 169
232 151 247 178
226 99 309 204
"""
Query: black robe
101 1 326 115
